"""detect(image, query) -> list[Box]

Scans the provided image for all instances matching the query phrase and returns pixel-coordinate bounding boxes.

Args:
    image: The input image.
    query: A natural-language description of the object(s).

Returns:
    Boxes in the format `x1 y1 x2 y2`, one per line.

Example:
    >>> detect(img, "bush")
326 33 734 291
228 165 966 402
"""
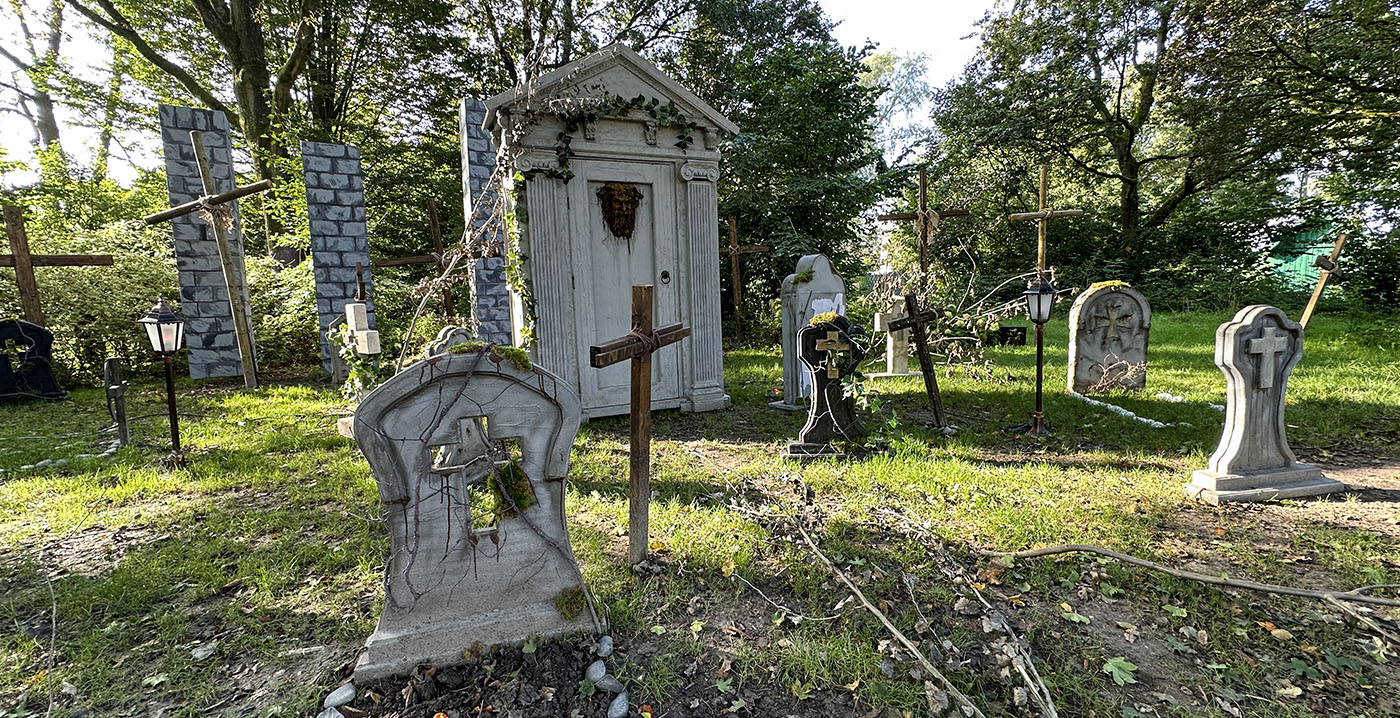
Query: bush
246 256 320 372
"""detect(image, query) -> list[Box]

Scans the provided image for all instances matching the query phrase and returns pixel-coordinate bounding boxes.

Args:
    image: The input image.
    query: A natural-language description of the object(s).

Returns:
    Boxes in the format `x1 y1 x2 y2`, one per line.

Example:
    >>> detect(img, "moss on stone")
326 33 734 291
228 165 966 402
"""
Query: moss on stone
447 342 533 371
1089 280 1130 290
793 269 815 284
809 311 839 326
493 461 536 516
554 586 586 621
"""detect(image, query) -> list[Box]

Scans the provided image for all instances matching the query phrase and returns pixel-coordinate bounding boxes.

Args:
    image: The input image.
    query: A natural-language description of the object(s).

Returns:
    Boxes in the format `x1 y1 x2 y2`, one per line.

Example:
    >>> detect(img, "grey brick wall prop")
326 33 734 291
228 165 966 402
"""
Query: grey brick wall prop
460 99 511 346
301 140 375 372
157 104 247 379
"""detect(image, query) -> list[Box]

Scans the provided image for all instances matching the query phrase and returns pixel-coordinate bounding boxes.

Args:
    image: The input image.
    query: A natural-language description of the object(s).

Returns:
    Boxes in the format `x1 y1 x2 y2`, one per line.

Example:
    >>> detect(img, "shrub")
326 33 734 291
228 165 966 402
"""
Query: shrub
246 256 320 372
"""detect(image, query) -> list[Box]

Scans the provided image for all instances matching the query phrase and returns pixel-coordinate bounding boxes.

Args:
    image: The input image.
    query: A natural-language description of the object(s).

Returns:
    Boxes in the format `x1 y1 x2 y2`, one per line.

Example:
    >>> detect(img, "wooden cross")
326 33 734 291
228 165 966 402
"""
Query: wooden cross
1247 326 1290 390
1008 165 1084 273
814 330 850 378
3 206 114 326
373 198 454 317
887 293 949 427
1299 232 1348 330
589 285 690 565
877 166 970 281
719 216 772 343
144 130 270 390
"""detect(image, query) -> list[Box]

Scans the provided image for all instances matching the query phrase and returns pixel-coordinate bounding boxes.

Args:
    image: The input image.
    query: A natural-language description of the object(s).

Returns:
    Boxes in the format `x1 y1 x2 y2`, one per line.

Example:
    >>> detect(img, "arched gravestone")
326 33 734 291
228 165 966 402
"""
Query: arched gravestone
770 254 846 411
0 320 66 404
1185 305 1344 504
350 348 594 680
1066 282 1151 393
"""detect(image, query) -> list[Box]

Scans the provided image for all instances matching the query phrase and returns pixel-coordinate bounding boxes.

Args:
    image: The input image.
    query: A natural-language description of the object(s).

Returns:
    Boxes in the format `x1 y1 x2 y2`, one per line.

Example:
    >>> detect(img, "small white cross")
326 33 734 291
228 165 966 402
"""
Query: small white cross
1246 326 1290 389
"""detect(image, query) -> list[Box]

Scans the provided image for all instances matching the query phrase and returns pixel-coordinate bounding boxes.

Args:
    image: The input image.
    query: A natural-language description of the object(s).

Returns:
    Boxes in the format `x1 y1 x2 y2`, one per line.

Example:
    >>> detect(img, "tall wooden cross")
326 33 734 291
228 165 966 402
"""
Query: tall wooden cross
719 216 772 343
144 130 270 390
372 198 454 317
1007 165 1084 274
1299 232 1348 330
887 293 949 427
3 206 114 326
589 285 690 565
877 166 970 283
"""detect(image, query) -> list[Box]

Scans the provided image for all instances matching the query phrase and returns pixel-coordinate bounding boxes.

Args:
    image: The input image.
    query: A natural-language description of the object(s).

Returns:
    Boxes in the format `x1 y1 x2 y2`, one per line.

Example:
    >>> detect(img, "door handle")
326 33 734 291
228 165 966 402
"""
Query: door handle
660 270 672 285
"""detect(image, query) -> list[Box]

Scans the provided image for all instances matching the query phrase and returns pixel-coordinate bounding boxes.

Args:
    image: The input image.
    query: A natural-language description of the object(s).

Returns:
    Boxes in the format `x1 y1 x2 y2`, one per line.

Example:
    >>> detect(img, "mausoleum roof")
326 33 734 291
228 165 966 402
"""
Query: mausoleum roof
483 43 740 136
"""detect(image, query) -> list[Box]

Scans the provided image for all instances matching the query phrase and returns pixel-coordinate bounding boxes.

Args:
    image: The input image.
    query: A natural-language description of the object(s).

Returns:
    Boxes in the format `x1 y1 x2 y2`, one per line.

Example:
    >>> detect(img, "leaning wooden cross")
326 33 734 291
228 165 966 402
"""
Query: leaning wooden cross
144 130 270 390
589 285 690 565
3 206 114 326
1007 165 1084 275
887 293 949 428
1299 232 1348 330
720 216 773 343
877 166 970 285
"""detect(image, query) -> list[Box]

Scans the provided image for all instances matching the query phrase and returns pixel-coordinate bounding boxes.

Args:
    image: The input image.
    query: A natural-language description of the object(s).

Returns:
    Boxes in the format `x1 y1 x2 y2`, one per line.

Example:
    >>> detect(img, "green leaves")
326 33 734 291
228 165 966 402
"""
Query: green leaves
1102 656 1138 686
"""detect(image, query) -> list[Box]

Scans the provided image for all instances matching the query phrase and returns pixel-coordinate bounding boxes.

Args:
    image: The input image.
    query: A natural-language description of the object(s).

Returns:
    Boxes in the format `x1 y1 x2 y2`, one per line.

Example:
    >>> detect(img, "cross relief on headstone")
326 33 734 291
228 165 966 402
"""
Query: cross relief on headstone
782 315 869 460
350 348 595 681
887 293 950 427
1067 283 1151 394
1185 305 1343 504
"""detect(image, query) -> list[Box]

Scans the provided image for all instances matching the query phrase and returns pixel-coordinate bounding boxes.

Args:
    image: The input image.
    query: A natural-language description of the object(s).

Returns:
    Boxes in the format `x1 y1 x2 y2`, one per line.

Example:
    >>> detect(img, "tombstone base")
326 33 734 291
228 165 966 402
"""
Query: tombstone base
354 604 588 681
1185 463 1345 505
687 389 731 413
768 399 805 412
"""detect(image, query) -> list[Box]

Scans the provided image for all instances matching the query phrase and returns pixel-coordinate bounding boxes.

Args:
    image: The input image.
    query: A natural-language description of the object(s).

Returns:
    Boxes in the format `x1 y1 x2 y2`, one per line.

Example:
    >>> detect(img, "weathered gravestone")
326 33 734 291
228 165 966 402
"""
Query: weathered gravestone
870 296 915 378
770 254 846 411
1066 282 1151 394
350 347 595 680
483 44 736 419
1185 305 1344 504
782 315 869 460
0 319 66 404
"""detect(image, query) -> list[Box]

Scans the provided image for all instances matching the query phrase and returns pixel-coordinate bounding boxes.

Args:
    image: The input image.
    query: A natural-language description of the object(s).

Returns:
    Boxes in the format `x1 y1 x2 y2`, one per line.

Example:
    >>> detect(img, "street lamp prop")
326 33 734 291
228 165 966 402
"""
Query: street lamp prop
139 297 185 464
1023 274 1057 437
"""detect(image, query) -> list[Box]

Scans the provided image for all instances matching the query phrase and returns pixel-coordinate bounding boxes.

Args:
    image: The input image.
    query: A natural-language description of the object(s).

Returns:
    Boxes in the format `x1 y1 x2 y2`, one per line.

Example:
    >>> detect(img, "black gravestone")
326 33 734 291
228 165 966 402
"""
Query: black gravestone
0 320 68 404
782 315 869 460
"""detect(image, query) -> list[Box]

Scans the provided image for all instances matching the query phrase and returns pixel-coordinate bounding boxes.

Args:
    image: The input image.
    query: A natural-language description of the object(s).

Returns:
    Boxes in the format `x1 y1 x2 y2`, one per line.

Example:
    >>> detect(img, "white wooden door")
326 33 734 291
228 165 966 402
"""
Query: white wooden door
568 159 682 414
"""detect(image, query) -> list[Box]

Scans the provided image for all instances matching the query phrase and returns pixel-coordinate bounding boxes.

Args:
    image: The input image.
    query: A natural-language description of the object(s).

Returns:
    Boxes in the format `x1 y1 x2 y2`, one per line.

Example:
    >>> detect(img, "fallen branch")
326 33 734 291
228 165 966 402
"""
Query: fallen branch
980 544 1400 609
792 521 989 718
1324 596 1400 646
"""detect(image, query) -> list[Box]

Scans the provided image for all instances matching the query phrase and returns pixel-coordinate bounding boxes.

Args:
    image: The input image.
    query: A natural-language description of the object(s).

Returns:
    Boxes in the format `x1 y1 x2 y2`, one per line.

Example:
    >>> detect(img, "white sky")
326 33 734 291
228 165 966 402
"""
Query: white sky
0 2 994 186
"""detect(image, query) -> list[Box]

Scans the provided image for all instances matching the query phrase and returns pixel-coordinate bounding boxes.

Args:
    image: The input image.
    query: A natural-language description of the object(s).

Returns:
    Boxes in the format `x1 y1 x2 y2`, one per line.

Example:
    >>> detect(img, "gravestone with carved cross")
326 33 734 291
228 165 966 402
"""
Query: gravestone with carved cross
1066 283 1151 394
350 345 596 680
870 296 915 378
3 206 114 327
720 216 772 343
589 284 690 564
771 254 846 411
1185 305 1344 504
782 315 870 460
887 294 950 427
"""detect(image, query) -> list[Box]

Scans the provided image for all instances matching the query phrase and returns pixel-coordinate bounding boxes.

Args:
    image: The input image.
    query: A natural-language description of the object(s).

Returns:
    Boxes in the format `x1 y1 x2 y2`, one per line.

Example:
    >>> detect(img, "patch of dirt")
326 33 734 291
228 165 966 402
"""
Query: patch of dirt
346 633 870 718
213 642 359 717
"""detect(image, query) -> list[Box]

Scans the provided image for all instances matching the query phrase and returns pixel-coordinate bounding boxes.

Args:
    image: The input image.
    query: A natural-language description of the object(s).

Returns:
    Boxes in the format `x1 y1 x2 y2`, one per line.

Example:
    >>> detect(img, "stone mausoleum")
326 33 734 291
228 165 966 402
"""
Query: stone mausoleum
483 44 737 419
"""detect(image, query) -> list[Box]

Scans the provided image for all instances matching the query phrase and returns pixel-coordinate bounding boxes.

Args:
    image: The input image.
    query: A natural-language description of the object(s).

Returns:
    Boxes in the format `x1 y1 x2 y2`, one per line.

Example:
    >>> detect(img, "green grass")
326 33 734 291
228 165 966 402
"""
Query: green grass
1 311 1397 717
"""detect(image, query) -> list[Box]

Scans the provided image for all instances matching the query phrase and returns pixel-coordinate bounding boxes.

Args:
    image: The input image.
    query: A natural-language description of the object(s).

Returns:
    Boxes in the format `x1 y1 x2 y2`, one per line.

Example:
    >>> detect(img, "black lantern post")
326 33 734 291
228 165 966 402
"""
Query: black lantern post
1023 275 1057 437
139 298 185 463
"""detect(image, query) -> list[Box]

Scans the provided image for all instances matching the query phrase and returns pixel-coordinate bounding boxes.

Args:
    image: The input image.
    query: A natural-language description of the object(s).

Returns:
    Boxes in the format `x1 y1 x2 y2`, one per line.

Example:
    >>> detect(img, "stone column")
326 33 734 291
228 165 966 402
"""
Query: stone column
460 99 511 345
518 154 578 389
302 141 374 372
157 104 246 379
680 161 729 411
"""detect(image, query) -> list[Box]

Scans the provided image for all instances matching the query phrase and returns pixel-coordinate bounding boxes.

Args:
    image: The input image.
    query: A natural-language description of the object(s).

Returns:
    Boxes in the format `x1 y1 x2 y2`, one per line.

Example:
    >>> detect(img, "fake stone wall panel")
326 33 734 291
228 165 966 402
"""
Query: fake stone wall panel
460 99 511 346
157 104 247 379
302 141 375 371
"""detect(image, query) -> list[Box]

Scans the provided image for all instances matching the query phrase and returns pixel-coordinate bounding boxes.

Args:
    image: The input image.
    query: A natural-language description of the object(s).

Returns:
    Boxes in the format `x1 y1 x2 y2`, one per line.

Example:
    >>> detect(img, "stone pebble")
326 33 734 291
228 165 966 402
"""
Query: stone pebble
607 691 629 718
596 635 613 657
323 683 356 708
596 674 624 693
585 659 606 682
